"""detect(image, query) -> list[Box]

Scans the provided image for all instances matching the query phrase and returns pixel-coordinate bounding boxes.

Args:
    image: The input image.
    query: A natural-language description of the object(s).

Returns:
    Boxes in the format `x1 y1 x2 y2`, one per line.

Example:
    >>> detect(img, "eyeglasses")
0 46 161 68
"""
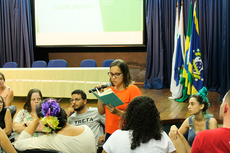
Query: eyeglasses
70 98 82 103
108 72 122 78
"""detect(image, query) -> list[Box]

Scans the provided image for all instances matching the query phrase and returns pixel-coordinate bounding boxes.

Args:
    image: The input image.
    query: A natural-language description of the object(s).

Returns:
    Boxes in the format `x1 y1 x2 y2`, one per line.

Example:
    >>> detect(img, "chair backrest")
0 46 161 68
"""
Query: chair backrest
102 59 115 67
80 59 97 67
32 60 47 68
3 62 17 68
47 59 67 67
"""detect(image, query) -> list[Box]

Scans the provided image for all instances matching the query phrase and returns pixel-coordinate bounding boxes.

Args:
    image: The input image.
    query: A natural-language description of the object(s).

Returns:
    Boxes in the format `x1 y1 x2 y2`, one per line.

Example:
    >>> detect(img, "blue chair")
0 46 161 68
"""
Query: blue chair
32 60 47 68
3 62 17 68
80 59 97 67
47 59 67 67
102 59 115 67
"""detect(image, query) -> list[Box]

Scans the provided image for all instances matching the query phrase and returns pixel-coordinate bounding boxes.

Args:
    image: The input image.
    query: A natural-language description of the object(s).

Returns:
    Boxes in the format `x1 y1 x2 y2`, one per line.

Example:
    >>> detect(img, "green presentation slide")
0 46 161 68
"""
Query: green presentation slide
35 0 143 33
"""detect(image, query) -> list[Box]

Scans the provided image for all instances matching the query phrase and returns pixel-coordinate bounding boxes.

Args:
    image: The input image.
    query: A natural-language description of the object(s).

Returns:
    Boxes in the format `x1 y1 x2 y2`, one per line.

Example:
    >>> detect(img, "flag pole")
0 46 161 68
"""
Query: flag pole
182 0 185 53
177 2 179 26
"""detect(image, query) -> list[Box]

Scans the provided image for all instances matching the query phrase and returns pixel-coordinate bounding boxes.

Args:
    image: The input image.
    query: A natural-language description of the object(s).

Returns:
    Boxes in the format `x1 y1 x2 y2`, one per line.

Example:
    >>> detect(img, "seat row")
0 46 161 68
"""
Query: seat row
2 59 115 68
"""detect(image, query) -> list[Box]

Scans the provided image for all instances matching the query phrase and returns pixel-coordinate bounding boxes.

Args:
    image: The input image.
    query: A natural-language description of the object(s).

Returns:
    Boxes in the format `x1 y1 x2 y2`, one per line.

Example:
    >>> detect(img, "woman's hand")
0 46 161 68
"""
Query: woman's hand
95 84 105 93
24 119 40 136
106 104 117 114
106 104 123 116
26 121 33 126
169 125 179 140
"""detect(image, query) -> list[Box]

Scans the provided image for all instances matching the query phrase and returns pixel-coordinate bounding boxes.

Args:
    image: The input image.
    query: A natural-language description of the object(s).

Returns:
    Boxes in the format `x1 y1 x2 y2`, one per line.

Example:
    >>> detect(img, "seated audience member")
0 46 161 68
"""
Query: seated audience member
14 98 96 153
67 89 105 152
102 95 176 153
0 95 12 136
0 128 16 153
13 88 45 141
191 90 230 153
169 87 218 153
0 72 17 118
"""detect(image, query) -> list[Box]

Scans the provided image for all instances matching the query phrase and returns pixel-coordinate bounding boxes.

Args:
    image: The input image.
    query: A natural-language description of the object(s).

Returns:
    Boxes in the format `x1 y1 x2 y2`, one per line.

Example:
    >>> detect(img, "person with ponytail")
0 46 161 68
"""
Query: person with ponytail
14 98 96 153
168 87 218 153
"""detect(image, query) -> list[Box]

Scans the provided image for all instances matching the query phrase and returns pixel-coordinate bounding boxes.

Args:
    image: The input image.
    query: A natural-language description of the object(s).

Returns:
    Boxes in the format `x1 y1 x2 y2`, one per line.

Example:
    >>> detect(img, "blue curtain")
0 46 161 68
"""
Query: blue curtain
144 0 230 100
0 0 34 67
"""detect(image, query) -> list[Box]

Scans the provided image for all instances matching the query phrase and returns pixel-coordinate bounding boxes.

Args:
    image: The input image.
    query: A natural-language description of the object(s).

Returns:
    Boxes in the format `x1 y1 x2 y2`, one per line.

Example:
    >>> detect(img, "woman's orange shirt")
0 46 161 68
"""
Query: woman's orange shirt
104 85 142 134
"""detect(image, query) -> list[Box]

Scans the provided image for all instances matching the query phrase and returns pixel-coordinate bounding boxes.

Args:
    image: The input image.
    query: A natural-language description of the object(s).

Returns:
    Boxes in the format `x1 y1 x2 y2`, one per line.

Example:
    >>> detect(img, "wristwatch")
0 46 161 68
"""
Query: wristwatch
24 121 27 127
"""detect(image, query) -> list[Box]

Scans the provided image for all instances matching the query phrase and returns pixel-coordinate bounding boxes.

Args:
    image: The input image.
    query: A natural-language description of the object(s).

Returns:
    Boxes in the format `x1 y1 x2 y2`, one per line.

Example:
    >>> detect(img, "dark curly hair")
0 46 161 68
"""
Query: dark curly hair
110 59 133 88
120 95 163 150
190 87 210 112
36 98 67 132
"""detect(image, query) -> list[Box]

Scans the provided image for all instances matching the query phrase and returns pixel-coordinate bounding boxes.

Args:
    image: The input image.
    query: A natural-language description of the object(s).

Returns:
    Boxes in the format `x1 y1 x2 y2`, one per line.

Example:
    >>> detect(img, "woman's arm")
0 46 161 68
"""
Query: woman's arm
14 119 50 151
24 119 39 136
3 109 12 136
4 88 14 107
0 128 17 153
97 100 105 115
13 110 27 133
169 125 190 153
169 118 189 141
178 118 189 135
209 117 218 129
13 122 27 134
102 149 107 153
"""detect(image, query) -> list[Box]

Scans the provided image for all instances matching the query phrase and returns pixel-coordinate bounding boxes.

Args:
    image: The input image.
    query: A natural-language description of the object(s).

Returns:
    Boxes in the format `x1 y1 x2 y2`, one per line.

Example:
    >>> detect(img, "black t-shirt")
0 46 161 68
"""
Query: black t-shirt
0 108 7 129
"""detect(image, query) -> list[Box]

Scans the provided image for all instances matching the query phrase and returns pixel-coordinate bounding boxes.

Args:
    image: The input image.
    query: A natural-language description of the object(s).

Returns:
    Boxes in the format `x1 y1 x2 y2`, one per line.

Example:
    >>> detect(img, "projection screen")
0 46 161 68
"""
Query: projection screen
34 0 145 47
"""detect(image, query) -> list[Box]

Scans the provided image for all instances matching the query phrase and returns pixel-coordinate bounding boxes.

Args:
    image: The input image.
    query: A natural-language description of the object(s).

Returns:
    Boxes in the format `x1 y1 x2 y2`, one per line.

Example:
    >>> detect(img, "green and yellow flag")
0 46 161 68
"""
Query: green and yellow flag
176 2 193 102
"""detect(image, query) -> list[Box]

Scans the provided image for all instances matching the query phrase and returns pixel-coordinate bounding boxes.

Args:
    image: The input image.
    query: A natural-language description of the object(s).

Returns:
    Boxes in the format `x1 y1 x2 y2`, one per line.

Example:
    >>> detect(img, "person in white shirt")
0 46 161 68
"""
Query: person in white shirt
14 98 96 153
102 95 176 153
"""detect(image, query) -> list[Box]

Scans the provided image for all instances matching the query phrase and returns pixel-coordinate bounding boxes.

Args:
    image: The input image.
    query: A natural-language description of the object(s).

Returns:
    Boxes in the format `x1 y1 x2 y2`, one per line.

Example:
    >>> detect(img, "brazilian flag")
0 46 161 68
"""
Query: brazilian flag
175 2 193 102
187 1 204 95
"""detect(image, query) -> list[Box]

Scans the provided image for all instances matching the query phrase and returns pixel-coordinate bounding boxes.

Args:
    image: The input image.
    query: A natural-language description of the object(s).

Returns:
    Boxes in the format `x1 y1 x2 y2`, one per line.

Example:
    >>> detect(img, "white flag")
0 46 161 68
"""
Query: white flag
169 4 184 99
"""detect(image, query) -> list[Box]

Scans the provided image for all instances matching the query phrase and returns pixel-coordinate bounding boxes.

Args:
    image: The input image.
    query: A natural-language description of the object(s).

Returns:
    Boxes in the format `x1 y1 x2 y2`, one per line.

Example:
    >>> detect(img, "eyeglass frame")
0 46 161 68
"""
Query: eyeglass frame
107 72 122 78
70 98 82 103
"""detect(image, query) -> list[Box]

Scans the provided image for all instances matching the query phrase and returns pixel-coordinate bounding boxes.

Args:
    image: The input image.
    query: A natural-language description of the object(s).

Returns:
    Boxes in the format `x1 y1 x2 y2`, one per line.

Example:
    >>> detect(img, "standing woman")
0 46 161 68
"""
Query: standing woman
169 87 218 153
97 59 142 141
0 95 12 136
13 88 45 141
0 72 17 118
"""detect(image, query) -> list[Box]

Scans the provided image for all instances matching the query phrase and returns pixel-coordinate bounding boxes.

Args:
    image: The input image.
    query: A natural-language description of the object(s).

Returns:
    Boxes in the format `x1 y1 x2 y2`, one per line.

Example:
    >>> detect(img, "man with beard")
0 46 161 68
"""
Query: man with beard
67 89 105 152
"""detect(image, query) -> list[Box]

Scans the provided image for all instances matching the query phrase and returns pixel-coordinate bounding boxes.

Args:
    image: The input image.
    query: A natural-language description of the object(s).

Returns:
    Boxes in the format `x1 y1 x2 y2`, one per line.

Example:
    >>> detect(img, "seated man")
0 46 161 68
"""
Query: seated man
191 90 230 153
66 89 105 151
